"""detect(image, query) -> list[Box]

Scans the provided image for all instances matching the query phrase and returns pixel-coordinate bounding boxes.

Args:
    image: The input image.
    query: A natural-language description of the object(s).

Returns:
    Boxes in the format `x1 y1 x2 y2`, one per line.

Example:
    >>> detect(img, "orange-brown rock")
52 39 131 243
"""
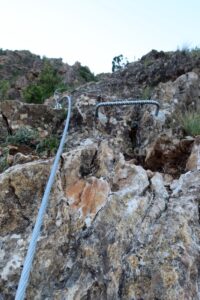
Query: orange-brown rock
66 177 110 218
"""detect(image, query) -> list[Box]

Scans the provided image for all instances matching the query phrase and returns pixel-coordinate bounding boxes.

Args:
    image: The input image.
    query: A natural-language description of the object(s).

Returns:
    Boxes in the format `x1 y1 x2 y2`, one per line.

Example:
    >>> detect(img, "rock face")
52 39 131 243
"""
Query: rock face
74 49 200 99
1 145 200 299
153 71 200 112
186 136 200 171
145 134 194 176
1 49 200 299
0 50 95 100
0 100 66 138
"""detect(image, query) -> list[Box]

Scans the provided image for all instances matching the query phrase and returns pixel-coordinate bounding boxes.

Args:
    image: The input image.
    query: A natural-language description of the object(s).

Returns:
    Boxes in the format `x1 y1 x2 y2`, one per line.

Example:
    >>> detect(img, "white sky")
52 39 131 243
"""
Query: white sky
0 0 200 74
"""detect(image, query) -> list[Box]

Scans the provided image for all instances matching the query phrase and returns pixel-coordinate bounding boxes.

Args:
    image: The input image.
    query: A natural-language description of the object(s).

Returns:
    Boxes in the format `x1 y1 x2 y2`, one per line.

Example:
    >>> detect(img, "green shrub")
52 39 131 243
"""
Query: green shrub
143 57 153 67
177 45 200 58
141 86 152 99
0 80 10 100
39 62 62 93
36 135 60 155
190 46 200 58
178 110 200 136
6 127 38 146
54 83 74 93
23 61 96 103
79 66 96 82
6 128 60 156
23 62 64 103
23 84 44 104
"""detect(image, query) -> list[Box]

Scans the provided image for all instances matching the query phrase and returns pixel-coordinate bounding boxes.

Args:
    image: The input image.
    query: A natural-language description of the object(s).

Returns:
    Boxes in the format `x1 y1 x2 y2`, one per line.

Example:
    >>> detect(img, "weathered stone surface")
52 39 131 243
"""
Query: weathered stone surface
0 159 51 236
0 100 66 138
145 134 194 176
12 152 40 165
154 71 200 111
1 150 199 299
96 141 114 178
1 49 200 299
0 113 8 142
66 177 110 225
112 153 149 195
186 135 200 171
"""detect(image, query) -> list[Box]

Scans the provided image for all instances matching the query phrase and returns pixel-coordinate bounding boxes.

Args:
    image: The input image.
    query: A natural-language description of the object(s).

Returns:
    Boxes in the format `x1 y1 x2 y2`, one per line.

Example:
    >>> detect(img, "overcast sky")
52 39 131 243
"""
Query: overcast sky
0 0 200 74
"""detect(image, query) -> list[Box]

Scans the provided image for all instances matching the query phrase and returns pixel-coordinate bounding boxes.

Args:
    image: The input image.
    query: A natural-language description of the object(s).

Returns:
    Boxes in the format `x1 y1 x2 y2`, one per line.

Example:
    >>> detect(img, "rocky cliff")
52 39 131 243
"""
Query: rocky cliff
0 49 96 100
0 49 200 299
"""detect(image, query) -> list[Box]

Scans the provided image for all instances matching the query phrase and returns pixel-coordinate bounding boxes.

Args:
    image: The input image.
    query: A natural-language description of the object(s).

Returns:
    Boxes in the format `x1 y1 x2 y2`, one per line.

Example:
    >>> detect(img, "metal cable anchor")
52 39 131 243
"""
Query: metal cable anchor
95 99 160 118
54 88 70 109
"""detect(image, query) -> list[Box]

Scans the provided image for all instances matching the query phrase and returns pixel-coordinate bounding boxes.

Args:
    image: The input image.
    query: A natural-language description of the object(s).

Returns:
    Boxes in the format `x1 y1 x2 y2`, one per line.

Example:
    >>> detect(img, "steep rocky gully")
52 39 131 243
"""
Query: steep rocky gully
0 50 200 299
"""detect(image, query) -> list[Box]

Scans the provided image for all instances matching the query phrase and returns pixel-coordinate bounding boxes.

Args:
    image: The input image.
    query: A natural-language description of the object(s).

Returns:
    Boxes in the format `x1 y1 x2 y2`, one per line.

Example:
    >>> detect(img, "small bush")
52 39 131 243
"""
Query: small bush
23 62 64 103
178 110 200 136
143 57 153 67
79 66 96 82
36 135 60 155
6 127 38 147
0 80 10 100
141 86 152 99
6 128 60 157
23 84 44 104
3 126 61 159
177 45 200 58
190 46 200 58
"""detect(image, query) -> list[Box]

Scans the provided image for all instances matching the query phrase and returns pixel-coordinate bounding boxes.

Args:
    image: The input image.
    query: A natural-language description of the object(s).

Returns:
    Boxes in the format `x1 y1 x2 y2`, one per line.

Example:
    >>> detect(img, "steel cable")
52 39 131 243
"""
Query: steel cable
95 99 160 118
15 95 72 300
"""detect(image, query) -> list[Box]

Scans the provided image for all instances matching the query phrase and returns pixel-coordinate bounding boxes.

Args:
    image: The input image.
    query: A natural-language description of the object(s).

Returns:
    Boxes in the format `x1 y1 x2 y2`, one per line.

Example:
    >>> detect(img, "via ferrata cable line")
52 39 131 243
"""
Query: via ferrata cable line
15 94 71 300
15 93 160 299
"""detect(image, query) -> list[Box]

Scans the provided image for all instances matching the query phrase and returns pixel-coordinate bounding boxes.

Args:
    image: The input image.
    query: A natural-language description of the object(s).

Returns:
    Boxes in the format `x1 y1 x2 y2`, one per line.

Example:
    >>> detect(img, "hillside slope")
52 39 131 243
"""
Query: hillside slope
0 49 200 299
0 49 96 101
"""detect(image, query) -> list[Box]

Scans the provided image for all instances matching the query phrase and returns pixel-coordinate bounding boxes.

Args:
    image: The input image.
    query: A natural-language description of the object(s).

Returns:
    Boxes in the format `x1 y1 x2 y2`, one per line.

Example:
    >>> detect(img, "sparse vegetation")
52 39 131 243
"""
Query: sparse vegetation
141 86 153 99
177 43 191 53
6 127 38 147
78 66 96 82
178 110 200 136
190 46 200 58
143 57 153 67
5 127 60 156
23 62 65 103
23 61 96 104
36 135 60 155
0 129 60 173
177 44 200 58
0 80 10 100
